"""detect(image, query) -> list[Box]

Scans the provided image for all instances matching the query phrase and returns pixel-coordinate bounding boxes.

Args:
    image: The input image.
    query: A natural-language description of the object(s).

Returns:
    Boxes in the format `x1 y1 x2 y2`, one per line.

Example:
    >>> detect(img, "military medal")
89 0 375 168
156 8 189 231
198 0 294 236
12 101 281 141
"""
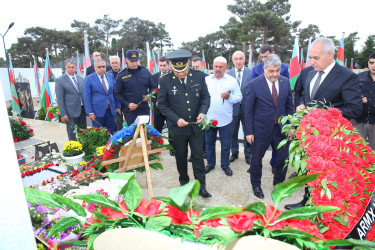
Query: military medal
172 86 178 95
195 89 199 97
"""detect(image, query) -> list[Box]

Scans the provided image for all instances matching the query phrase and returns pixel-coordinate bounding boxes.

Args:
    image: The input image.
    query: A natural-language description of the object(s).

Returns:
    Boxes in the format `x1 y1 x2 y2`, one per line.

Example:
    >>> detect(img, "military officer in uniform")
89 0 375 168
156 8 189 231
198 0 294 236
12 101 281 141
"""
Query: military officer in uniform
114 49 156 125
158 50 212 198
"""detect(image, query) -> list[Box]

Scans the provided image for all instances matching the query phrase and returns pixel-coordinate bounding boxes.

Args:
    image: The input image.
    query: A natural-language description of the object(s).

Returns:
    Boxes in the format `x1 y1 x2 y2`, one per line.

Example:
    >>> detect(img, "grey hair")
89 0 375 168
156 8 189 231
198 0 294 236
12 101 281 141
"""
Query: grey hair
232 51 245 59
94 58 106 66
312 38 335 55
264 54 281 68
64 59 76 66
109 55 120 62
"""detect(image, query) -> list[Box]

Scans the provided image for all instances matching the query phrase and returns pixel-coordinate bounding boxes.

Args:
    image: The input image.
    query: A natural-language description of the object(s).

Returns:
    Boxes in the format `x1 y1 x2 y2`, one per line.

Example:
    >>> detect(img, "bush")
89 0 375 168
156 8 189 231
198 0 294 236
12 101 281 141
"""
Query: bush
10 117 34 142
77 127 111 161
37 107 46 120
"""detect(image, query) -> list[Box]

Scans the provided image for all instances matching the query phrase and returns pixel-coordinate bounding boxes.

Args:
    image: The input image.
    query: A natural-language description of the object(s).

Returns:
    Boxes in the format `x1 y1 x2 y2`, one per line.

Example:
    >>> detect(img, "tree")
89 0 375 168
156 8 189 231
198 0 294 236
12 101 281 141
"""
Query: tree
358 35 375 68
94 14 122 61
344 32 360 68
298 24 320 56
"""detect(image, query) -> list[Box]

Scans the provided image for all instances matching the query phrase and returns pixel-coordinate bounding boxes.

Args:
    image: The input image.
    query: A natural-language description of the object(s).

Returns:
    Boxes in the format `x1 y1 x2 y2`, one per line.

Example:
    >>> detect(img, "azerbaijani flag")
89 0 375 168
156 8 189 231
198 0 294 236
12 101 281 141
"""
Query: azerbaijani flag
121 48 125 69
248 48 253 69
202 51 207 73
152 50 158 73
76 53 83 77
351 58 354 70
83 31 91 71
300 48 305 69
9 55 21 114
33 59 41 95
306 38 312 67
146 42 155 74
336 33 345 66
344 58 347 68
40 54 54 121
289 38 301 90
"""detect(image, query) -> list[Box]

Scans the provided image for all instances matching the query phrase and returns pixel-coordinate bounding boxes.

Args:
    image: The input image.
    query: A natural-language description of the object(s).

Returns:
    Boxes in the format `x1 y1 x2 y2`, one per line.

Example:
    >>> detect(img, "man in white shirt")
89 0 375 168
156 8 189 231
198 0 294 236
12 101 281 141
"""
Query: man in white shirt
205 56 242 176
55 59 86 140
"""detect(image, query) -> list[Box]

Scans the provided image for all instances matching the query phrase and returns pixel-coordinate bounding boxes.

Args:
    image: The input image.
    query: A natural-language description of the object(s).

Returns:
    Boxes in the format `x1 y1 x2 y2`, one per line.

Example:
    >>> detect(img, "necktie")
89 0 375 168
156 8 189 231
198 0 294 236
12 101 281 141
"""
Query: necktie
101 75 109 108
272 82 278 124
310 71 324 100
180 78 185 85
72 76 79 90
237 70 241 86
101 75 108 93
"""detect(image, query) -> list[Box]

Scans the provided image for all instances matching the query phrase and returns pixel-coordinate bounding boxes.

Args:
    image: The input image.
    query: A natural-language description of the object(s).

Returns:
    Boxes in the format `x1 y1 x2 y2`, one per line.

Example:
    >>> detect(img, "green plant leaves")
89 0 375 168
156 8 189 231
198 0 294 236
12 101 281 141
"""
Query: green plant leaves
122 177 142 210
52 193 87 217
154 197 188 212
46 217 81 240
107 172 134 196
243 202 266 215
270 229 319 239
275 206 339 222
199 207 242 221
271 174 320 205
169 180 200 207
24 187 64 209
73 194 121 211
145 217 172 232
322 239 375 248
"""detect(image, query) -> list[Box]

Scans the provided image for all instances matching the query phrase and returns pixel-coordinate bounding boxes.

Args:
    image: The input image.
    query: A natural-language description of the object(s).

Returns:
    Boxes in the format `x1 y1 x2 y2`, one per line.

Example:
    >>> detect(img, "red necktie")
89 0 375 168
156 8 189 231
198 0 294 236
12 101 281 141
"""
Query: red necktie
272 82 278 124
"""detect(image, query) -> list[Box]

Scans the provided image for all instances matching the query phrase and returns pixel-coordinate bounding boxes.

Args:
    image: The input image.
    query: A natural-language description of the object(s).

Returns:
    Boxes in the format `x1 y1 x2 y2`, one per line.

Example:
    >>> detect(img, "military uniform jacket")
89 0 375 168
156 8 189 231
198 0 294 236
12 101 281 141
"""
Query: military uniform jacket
114 66 156 112
157 69 210 136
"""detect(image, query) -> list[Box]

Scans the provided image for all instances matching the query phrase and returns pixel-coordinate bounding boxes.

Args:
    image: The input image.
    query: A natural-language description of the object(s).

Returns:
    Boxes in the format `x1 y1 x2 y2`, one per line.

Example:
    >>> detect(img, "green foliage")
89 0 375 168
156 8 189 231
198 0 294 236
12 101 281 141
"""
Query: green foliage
37 106 46 120
9 117 34 141
359 35 375 68
77 127 110 161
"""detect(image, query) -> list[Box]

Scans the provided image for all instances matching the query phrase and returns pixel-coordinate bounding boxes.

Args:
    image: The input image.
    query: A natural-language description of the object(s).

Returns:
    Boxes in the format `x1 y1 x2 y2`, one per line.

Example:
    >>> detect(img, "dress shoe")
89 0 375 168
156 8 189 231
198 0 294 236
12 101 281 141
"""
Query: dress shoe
203 151 207 159
222 167 233 176
229 154 238 162
188 156 192 162
170 150 175 156
205 165 215 174
246 156 251 165
284 200 306 210
199 188 212 198
289 172 298 179
252 186 264 199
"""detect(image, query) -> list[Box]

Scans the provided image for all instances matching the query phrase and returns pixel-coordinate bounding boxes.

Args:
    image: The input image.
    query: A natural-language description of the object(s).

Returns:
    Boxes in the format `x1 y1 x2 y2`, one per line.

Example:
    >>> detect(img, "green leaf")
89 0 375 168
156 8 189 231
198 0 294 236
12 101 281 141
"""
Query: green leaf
169 180 200 207
271 174 320 205
73 194 121 211
46 217 81 240
52 193 86 217
107 172 134 196
329 181 338 189
277 139 288 149
275 206 339 222
24 187 64 209
59 240 86 247
333 214 349 227
123 178 142 210
145 216 172 232
87 233 100 250
322 238 375 248
199 206 242 221
270 229 319 239
243 202 266 215
154 197 188 212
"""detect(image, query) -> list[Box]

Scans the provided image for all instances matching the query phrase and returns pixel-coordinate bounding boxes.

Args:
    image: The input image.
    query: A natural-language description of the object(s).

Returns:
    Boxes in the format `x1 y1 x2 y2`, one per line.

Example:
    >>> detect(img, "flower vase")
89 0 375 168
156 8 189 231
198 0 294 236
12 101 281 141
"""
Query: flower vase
64 152 85 170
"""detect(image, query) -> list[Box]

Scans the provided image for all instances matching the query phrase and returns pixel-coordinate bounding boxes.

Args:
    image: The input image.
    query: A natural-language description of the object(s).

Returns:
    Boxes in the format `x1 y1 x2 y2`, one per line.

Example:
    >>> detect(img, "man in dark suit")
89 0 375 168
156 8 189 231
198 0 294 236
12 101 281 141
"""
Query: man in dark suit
293 66 313 109
55 59 86 141
227 51 252 165
296 38 362 119
244 54 294 199
158 50 211 198
85 52 111 76
83 59 121 134
152 56 174 156
108 55 124 132
285 38 362 210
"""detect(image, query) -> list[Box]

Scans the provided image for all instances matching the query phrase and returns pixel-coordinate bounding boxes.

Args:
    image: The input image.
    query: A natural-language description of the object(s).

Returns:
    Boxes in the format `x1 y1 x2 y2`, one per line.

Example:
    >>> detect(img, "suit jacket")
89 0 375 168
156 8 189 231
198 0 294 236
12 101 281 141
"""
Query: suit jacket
157 69 210 136
55 73 85 118
300 63 362 119
83 72 121 117
86 65 111 76
244 75 294 139
251 62 289 80
294 66 313 109
227 67 252 116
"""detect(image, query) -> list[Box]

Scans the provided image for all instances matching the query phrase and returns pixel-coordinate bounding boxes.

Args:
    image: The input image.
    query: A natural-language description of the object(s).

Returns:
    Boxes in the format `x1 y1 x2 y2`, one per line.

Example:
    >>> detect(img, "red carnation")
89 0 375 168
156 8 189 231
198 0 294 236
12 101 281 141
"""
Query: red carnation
21 121 26 125
211 120 218 127
155 88 158 93
135 198 162 217
226 211 258 233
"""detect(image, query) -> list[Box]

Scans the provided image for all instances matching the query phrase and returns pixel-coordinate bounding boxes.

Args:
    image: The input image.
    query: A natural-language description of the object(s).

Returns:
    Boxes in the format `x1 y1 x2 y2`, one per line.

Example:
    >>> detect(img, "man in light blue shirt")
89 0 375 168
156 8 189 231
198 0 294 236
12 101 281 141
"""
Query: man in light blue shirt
205 56 242 176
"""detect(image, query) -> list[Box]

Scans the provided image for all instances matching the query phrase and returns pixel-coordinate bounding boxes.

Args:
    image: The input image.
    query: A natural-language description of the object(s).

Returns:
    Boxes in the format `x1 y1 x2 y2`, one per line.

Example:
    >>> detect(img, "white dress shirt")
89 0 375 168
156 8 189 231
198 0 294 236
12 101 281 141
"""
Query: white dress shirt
206 74 243 127
96 73 109 91
309 61 336 97
265 76 279 96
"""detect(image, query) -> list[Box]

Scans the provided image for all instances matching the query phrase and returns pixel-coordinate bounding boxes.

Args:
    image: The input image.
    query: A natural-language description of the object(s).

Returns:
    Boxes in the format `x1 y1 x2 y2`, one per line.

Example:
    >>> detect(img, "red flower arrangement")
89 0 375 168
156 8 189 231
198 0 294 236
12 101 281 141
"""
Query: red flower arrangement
20 163 56 178
283 107 375 240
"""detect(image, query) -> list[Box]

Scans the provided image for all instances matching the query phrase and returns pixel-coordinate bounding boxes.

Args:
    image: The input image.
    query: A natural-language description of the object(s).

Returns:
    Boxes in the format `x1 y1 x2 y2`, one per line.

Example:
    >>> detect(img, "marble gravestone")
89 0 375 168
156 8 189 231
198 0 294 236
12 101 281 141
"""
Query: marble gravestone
15 73 34 118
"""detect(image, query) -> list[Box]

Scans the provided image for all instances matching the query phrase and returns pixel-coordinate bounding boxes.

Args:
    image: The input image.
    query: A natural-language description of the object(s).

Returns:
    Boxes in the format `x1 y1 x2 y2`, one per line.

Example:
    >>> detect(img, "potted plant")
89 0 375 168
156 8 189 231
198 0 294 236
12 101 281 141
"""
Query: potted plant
77 127 111 161
62 141 85 168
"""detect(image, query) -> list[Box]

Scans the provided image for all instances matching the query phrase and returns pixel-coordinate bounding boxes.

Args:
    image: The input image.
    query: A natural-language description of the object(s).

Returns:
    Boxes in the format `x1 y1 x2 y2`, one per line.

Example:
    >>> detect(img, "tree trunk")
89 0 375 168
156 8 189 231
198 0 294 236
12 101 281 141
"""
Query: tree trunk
262 27 267 45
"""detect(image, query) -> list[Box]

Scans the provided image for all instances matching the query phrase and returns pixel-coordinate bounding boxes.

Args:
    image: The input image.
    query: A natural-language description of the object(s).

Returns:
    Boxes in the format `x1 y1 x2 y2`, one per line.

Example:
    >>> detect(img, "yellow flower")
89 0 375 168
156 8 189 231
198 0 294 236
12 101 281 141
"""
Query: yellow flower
96 146 105 157
63 141 83 152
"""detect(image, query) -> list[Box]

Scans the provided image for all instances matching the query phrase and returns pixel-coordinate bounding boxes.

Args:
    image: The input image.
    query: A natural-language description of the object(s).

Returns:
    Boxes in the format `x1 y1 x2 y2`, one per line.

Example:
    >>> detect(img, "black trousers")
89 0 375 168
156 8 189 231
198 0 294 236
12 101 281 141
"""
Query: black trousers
66 106 87 141
172 132 206 189
250 124 289 187
153 109 173 148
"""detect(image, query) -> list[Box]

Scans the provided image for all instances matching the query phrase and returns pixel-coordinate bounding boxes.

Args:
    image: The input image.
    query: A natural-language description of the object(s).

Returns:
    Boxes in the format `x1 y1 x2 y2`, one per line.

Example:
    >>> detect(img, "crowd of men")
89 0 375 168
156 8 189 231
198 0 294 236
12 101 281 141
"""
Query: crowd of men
55 37 375 202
